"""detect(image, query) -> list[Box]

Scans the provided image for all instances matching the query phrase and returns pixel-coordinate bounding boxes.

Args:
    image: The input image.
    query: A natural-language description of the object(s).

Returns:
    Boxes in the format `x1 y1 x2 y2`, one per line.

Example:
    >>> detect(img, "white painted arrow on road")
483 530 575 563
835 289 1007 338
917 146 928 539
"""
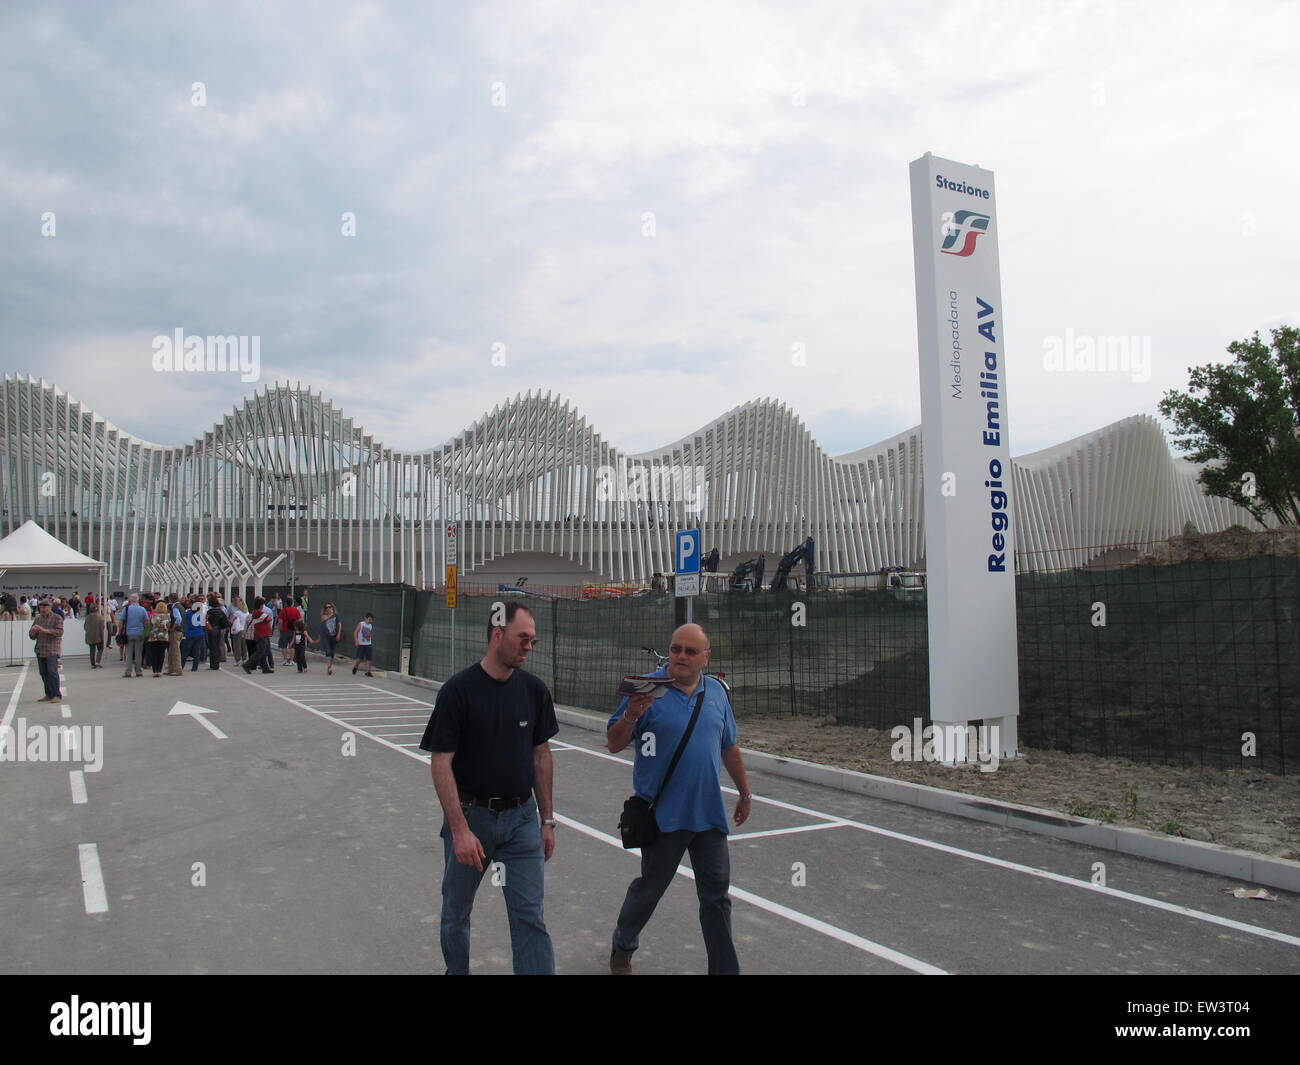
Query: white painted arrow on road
167 701 228 739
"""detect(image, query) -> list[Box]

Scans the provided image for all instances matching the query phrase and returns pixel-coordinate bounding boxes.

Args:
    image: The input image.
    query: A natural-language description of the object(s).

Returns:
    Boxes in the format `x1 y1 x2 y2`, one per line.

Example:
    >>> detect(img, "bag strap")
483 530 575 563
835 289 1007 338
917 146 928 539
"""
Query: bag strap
649 682 707 810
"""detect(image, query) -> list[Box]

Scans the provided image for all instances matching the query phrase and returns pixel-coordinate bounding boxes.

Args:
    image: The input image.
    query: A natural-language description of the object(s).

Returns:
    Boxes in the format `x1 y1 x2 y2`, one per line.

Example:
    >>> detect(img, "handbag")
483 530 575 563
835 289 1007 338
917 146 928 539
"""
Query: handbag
618 686 706 850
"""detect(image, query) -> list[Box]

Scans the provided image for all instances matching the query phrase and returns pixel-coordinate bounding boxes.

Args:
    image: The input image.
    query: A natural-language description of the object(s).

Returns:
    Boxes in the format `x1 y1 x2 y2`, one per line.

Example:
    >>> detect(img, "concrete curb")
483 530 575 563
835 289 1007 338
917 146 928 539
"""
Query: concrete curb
394 673 1300 894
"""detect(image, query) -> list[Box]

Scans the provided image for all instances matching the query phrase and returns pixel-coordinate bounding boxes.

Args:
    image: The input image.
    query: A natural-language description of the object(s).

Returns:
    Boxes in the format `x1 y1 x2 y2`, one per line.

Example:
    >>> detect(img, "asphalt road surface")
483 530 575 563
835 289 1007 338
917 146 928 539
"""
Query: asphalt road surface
3 656 1299 976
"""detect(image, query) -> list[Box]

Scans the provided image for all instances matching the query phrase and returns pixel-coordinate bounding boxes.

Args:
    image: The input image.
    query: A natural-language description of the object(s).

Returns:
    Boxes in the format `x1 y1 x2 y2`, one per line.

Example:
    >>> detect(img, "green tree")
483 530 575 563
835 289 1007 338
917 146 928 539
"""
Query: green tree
1158 326 1300 526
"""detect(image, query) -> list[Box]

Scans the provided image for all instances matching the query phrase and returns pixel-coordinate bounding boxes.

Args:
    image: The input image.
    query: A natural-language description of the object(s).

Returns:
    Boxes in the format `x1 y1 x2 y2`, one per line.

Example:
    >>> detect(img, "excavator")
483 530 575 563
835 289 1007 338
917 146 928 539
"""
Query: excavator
770 537 815 591
729 554 766 592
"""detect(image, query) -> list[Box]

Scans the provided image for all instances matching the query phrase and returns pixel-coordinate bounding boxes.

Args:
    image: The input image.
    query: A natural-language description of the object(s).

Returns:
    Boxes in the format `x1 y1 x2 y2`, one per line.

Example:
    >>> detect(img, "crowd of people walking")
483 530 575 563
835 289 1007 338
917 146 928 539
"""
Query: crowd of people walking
7 589 377 687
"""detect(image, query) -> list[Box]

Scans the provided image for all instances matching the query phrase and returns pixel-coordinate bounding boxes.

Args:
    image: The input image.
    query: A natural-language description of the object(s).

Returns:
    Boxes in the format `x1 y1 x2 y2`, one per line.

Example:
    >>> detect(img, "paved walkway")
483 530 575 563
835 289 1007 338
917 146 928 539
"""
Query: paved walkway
2 659 1298 974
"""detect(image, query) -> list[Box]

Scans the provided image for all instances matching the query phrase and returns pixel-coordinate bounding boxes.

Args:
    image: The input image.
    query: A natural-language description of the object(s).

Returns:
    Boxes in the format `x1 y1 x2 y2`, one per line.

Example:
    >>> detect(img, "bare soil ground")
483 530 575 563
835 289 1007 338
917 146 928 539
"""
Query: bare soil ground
738 717 1300 860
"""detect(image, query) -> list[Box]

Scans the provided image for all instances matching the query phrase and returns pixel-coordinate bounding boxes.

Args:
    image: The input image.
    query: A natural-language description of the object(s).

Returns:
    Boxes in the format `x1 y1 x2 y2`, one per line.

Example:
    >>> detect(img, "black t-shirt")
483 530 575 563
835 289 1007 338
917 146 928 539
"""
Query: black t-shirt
420 663 559 798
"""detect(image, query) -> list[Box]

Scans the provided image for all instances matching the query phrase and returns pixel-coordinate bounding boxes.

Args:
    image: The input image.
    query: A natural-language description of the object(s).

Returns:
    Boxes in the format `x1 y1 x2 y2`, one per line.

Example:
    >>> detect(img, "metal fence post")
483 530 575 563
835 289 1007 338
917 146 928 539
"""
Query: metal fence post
551 597 560 703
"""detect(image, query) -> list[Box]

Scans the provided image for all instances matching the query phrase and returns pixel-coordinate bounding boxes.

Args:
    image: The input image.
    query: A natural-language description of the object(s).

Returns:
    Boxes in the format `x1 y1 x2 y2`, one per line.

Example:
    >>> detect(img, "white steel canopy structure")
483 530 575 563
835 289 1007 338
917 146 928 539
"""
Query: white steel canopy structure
0 375 1260 590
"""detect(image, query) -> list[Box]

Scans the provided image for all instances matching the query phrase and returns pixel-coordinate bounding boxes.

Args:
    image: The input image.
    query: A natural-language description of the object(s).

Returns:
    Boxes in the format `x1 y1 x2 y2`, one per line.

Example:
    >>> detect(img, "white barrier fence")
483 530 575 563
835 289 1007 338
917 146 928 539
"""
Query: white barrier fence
1 619 93 665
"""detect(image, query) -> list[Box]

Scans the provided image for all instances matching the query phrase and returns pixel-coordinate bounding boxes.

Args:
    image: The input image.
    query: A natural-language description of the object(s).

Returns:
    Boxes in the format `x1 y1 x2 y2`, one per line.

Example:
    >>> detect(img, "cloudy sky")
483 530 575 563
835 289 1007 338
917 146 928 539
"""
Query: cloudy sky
2 0 1296 459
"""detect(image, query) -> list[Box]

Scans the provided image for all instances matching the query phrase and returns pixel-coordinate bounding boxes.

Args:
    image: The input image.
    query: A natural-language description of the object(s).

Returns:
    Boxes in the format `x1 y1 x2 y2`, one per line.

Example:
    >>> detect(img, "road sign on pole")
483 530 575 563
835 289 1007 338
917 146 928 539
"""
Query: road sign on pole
445 522 458 567
675 530 700 614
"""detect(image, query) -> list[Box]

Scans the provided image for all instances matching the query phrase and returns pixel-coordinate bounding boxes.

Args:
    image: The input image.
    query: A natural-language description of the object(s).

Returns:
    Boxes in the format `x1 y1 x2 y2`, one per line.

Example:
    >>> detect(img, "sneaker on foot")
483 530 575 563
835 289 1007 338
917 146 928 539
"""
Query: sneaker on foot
610 948 632 975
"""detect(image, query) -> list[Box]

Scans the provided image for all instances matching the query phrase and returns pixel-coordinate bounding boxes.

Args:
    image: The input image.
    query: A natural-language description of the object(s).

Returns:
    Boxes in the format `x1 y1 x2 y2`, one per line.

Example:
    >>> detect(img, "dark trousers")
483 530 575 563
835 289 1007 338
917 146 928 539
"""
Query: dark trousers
37 655 61 698
182 635 204 670
612 828 738 974
146 640 167 673
88 642 103 667
207 629 224 668
244 636 274 673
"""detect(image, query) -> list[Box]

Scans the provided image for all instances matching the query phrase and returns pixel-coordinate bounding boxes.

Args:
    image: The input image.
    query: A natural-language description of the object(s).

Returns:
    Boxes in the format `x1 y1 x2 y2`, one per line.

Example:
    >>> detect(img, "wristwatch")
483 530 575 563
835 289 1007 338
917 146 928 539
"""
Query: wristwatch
541 818 557 828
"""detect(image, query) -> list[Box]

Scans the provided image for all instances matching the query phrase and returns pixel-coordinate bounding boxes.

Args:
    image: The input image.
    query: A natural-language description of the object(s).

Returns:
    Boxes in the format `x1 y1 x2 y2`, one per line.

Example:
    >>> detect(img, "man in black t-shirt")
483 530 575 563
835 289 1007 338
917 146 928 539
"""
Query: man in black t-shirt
419 602 558 975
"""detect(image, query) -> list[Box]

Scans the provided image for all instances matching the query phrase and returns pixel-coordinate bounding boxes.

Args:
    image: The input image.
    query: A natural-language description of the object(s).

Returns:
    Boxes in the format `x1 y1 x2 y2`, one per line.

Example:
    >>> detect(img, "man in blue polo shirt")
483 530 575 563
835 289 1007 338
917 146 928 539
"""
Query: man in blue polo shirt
606 623 752 975
120 592 150 678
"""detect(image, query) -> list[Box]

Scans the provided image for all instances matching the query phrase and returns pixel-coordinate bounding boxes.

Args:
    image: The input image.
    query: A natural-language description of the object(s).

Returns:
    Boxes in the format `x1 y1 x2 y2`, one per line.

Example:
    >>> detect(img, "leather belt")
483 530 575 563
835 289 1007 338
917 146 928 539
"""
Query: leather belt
460 792 531 813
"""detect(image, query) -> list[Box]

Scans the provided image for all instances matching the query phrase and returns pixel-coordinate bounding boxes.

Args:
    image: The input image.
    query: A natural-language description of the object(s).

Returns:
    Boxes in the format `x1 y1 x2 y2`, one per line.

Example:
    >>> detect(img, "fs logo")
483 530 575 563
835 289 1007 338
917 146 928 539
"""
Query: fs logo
939 210 991 257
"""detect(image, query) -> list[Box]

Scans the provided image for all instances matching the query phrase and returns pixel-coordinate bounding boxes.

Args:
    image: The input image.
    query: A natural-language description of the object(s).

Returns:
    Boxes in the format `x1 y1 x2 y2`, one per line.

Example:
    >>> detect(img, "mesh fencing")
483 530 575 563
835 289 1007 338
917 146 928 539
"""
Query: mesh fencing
326 532 1300 774
1014 548 1298 775
297 584 414 673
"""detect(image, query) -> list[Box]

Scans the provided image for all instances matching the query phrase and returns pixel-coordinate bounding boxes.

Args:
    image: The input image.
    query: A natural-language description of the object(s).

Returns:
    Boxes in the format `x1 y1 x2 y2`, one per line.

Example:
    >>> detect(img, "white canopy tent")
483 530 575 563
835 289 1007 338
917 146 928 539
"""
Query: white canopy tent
0 521 106 663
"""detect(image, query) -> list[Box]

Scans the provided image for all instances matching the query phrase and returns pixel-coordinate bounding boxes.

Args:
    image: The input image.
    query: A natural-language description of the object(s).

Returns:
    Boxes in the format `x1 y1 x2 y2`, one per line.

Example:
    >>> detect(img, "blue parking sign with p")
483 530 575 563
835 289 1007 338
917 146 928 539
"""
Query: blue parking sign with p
675 529 700 575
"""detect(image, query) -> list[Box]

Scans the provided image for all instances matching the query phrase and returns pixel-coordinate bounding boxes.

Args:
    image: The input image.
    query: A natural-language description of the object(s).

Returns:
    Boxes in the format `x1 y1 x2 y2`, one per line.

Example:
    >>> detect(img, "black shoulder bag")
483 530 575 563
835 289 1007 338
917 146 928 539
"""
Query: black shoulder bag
618 685 706 850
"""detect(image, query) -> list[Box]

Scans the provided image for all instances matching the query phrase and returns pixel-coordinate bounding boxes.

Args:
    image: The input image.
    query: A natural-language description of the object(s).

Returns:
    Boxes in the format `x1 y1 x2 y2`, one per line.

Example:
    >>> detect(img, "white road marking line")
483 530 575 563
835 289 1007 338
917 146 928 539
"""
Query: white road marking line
242 687 1300 958
69 770 88 804
78 843 108 914
360 724 431 730
235 688 944 969
553 733 1300 950
335 712 431 723
327 709 432 716
228 672 426 758
192 714 228 739
730 822 848 841
2 662 28 730
553 813 946 974
61 704 71 718
356 684 432 705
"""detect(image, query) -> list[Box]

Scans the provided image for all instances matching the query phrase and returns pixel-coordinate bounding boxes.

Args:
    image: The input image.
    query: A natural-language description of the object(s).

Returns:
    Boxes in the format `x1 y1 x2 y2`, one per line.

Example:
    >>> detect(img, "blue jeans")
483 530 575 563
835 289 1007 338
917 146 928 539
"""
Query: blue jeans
439 796 554 975
613 827 739 974
37 655 61 698
182 635 205 670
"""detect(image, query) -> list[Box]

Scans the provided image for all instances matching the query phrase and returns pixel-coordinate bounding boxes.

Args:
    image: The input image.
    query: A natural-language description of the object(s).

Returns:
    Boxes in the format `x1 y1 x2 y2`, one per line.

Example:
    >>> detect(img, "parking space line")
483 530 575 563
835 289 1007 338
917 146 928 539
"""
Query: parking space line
730 822 848 841
553 813 946 974
229 672 430 759
236 677 1300 956
78 843 108 914
324 713 422 718
357 684 433 705
553 733 1300 950
233 676 945 970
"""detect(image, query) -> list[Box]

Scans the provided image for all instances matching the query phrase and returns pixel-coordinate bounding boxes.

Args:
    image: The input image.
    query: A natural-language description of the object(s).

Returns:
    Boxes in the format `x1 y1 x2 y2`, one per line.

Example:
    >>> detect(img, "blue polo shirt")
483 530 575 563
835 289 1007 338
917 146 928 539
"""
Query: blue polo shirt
609 673 737 834
123 603 148 636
